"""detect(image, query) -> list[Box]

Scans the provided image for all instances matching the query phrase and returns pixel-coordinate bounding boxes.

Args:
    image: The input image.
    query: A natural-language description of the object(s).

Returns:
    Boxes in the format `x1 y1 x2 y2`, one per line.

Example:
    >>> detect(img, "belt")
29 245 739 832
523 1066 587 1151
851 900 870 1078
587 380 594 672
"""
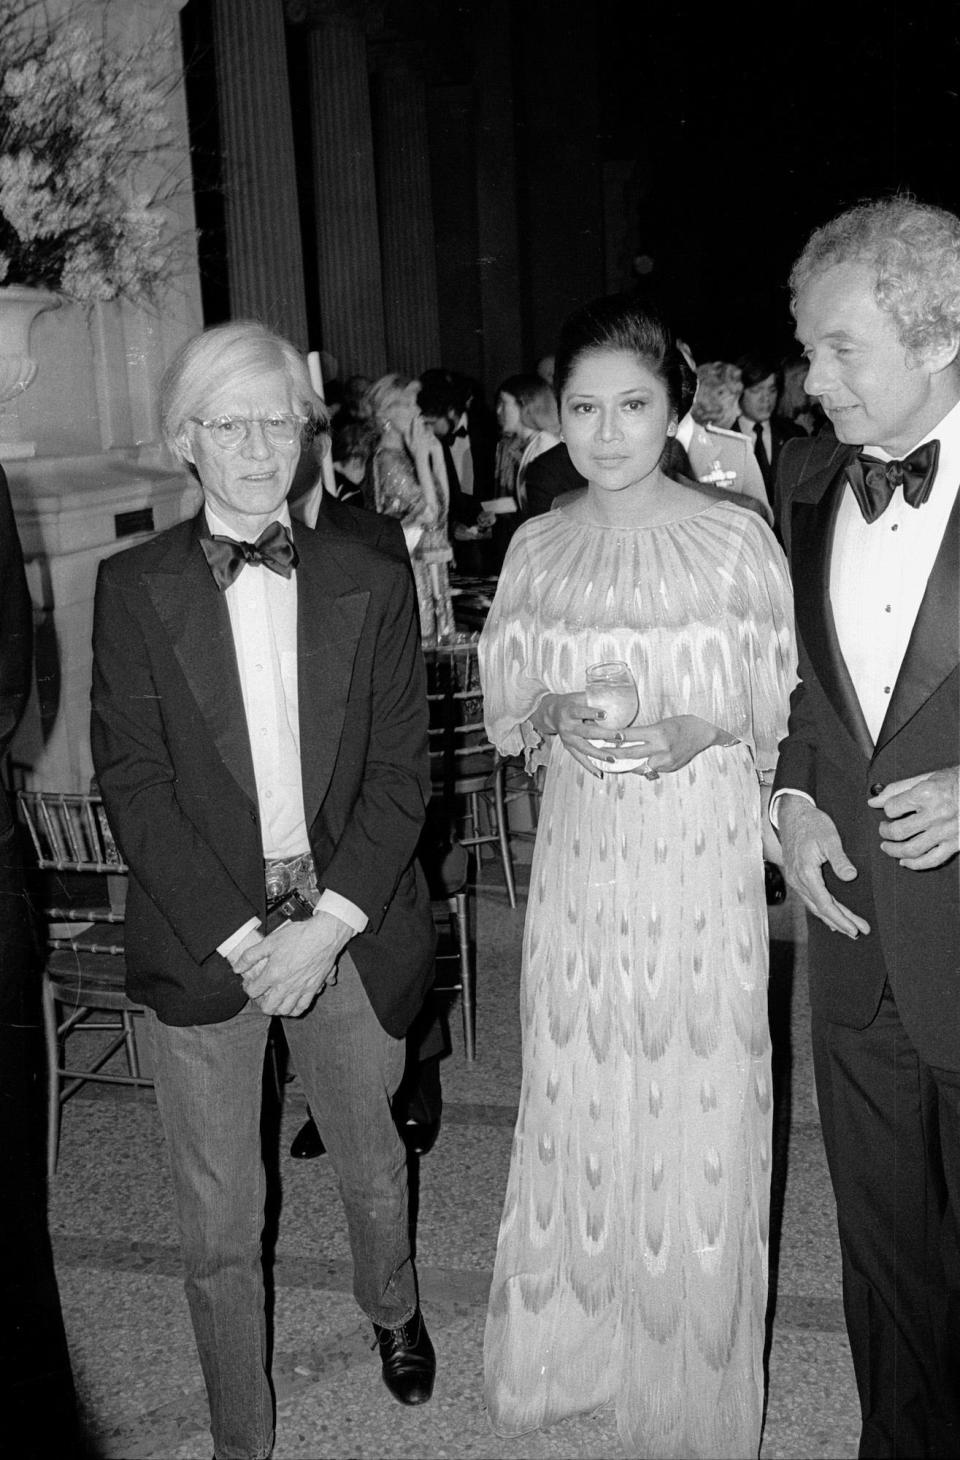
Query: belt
264 851 316 902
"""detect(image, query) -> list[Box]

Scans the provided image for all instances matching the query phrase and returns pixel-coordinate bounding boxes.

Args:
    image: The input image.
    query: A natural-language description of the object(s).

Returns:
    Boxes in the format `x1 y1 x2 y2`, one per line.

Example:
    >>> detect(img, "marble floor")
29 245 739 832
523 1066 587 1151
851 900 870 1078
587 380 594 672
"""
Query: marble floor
47 856 861 1459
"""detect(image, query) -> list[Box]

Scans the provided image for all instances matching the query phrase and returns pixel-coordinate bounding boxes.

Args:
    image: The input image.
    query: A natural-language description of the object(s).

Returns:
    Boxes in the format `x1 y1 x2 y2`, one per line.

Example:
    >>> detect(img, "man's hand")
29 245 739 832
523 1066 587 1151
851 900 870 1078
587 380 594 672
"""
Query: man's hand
234 911 354 1018
868 768 959 870
777 795 870 938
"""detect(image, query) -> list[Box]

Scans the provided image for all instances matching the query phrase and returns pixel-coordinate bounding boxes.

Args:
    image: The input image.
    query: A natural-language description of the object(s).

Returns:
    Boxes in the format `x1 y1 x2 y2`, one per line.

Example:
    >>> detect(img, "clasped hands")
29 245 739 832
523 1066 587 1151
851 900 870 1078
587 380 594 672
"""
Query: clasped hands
777 767 959 939
228 909 354 1018
532 691 730 779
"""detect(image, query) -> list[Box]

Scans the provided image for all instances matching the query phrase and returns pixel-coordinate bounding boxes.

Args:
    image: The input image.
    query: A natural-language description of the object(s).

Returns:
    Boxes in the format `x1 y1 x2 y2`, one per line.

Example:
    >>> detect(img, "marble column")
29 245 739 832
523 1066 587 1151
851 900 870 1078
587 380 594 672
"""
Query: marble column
210 0 309 348
292 0 387 379
372 43 441 377
473 0 524 393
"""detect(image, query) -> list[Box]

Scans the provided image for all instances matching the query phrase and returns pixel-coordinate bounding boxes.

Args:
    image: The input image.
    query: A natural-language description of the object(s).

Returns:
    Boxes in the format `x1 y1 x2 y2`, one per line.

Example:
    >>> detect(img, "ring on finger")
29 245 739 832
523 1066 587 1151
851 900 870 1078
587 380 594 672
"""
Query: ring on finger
643 768 660 781
614 731 624 747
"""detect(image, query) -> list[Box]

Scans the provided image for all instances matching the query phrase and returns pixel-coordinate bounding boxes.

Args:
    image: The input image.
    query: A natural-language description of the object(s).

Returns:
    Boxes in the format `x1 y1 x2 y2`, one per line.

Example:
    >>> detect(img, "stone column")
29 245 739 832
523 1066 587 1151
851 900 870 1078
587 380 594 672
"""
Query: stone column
371 43 441 377
210 0 309 348
290 0 387 379
473 0 524 392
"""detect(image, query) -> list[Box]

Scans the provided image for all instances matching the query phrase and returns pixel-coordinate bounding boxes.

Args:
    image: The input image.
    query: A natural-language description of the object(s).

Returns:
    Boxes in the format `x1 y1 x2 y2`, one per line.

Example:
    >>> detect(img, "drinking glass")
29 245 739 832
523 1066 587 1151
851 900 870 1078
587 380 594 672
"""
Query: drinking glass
585 661 638 730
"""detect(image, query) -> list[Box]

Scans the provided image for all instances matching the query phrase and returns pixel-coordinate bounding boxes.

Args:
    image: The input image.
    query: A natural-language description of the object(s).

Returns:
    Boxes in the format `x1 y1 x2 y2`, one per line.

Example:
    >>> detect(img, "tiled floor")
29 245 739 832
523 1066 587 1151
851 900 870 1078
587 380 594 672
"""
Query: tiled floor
47 861 861 1459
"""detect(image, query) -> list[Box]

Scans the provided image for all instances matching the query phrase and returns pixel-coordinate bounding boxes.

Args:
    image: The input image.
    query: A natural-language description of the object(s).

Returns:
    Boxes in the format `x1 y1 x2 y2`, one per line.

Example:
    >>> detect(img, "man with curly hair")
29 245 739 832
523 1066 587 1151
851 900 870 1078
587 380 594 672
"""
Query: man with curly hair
772 195 960 1457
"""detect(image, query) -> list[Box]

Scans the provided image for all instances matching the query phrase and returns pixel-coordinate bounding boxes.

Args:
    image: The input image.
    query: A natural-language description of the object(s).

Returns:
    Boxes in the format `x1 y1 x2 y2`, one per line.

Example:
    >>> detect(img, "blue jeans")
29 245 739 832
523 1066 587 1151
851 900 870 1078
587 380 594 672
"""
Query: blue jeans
146 954 414 1460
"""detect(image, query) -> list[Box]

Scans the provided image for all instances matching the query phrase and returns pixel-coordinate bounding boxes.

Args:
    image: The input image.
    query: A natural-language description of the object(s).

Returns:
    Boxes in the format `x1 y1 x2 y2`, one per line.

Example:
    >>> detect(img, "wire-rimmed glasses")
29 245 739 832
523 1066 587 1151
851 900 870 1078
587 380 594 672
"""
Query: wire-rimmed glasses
189 414 308 452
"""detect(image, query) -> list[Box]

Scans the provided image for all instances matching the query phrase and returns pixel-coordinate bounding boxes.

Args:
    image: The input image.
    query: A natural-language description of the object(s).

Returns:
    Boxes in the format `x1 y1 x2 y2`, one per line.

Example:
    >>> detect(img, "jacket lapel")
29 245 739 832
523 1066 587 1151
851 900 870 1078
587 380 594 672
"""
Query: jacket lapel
789 446 875 760
292 521 371 827
876 489 960 751
144 513 258 807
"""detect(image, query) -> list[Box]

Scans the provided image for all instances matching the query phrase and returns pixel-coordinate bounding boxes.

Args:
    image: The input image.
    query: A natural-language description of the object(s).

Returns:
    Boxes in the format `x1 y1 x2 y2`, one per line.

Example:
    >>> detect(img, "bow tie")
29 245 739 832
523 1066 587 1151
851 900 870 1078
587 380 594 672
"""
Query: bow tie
449 425 469 441
200 521 299 591
846 440 940 524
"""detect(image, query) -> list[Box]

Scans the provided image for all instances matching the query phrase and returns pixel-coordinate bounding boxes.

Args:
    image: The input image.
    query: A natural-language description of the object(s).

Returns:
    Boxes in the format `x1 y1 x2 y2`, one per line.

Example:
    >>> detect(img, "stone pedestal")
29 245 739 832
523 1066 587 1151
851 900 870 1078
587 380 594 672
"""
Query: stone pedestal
7 454 200 792
5 0 203 794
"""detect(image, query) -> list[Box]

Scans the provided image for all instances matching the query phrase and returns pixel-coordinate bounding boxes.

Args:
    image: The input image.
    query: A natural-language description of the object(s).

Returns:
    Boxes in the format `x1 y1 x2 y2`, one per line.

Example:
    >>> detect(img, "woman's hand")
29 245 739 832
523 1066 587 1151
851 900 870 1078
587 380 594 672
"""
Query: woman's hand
528 691 611 777
612 715 734 776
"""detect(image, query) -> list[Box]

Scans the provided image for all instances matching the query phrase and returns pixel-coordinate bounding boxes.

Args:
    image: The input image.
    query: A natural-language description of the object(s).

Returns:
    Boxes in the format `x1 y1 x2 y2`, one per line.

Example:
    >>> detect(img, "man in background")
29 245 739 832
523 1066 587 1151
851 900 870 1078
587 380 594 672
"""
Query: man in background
0 465 81 1454
735 352 805 505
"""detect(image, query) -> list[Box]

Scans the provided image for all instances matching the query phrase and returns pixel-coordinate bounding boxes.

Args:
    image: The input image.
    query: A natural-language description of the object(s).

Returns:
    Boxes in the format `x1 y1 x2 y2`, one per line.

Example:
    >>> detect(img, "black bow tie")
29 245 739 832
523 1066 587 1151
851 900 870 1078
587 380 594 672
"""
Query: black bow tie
847 440 940 524
449 426 469 441
200 521 299 591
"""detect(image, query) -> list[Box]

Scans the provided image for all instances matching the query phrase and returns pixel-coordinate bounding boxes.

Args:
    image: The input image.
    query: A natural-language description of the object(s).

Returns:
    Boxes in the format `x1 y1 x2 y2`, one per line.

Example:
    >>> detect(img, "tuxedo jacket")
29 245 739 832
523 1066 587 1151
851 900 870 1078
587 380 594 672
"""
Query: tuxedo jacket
90 509 435 1036
774 435 960 1067
736 415 806 498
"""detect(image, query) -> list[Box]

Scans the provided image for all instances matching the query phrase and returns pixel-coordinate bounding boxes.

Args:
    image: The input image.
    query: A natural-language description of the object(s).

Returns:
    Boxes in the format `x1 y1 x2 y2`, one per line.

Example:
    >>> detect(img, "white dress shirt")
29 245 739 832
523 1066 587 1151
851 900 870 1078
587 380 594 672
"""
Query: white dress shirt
206 505 367 954
830 397 960 739
448 413 474 497
771 396 960 823
739 414 771 463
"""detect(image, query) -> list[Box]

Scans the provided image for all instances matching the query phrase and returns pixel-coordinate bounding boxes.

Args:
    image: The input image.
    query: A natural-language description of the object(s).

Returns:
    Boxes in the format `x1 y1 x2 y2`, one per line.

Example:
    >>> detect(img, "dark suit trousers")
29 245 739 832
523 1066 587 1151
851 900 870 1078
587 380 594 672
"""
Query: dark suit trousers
812 982 960 1459
0 822 82 1456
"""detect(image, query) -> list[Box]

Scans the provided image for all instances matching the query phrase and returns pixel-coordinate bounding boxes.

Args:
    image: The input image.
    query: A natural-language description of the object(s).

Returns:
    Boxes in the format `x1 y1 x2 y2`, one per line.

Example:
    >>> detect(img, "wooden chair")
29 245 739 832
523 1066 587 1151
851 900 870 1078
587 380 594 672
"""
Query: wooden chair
418 806 476 1061
16 789 152 1181
420 649 485 1059
424 640 517 910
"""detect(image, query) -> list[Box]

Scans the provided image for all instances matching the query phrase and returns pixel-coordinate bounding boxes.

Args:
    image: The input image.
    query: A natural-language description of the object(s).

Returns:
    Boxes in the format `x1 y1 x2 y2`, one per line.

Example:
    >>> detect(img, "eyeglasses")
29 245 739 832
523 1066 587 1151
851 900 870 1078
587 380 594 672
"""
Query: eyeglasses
190 414 308 451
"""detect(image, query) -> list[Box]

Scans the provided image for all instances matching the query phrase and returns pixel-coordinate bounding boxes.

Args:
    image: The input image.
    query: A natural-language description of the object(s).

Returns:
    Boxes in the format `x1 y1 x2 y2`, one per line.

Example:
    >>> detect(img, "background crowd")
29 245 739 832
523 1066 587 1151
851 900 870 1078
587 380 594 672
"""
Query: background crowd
311 338 827 628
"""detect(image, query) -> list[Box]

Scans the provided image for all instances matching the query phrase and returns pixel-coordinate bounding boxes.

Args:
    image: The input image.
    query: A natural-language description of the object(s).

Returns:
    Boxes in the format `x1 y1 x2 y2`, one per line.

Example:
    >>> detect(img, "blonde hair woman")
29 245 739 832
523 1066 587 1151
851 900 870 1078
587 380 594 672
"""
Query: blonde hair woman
359 373 455 642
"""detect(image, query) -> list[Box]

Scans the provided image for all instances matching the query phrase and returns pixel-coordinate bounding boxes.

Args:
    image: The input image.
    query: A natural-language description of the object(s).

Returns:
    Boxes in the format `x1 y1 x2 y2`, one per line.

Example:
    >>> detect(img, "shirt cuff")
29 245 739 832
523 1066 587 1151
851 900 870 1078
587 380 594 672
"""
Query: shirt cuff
315 888 368 934
217 917 261 958
769 787 816 830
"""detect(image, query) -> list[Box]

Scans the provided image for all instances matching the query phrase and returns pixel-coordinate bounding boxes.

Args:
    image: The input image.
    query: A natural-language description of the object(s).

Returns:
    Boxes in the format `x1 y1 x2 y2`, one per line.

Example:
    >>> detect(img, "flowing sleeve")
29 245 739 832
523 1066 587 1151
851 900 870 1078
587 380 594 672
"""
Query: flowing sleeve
734 519 798 780
478 526 550 763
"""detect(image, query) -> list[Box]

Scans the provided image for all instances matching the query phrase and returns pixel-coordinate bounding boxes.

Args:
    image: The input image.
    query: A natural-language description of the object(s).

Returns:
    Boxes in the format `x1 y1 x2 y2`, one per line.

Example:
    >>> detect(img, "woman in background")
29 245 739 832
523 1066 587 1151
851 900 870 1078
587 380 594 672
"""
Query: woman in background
359 373 455 642
479 295 795 1458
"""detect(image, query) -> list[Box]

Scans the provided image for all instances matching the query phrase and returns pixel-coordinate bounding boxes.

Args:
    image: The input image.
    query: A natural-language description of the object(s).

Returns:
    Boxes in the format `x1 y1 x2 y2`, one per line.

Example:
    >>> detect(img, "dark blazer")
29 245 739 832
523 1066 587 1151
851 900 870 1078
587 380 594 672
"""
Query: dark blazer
523 443 586 517
737 415 806 499
773 434 960 1067
313 489 408 563
90 509 435 1037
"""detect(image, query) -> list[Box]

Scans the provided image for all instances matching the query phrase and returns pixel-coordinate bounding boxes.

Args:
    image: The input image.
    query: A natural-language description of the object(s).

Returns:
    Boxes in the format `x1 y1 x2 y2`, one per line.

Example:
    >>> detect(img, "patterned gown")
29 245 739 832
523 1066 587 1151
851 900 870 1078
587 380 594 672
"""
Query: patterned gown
478 501 796 1459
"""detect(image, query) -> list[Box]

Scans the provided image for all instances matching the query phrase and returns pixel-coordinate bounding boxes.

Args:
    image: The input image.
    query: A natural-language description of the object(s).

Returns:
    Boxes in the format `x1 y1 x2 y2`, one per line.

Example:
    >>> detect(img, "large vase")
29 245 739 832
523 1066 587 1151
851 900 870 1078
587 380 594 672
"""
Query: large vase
0 284 61 460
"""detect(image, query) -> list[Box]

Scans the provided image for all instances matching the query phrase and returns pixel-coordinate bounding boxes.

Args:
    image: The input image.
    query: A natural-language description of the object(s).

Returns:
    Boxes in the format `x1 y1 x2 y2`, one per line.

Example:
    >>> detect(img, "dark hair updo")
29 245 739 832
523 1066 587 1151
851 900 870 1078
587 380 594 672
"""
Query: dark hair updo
553 294 696 421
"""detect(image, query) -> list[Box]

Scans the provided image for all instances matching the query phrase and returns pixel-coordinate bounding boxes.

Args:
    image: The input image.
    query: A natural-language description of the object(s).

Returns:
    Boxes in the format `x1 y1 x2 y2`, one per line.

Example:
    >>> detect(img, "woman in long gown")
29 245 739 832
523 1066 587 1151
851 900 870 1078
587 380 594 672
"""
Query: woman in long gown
479 295 796 1459
359 373 456 642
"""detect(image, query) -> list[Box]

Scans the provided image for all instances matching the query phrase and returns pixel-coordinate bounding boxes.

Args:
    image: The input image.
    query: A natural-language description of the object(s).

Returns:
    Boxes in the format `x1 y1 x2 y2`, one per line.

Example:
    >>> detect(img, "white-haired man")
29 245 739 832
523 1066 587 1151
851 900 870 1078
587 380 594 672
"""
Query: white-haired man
91 321 438 1459
773 196 960 1458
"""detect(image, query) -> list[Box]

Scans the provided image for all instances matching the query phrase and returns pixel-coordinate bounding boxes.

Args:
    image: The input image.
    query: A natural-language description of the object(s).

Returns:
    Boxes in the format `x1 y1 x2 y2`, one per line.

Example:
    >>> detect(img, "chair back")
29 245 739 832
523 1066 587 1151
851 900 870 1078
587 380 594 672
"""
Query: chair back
17 790 127 927
424 640 491 791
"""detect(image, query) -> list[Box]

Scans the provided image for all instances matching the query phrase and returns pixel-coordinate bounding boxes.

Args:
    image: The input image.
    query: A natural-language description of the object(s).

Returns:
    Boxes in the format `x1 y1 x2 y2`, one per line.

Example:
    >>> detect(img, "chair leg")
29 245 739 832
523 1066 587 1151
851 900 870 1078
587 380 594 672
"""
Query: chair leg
121 1009 142 1079
493 762 517 909
41 972 60 1185
453 891 476 1060
466 790 484 884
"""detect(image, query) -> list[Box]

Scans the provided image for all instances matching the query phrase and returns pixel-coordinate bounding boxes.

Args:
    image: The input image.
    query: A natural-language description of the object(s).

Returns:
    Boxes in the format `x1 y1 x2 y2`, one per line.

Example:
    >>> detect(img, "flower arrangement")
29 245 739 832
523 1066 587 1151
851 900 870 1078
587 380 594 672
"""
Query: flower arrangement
0 2 181 306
